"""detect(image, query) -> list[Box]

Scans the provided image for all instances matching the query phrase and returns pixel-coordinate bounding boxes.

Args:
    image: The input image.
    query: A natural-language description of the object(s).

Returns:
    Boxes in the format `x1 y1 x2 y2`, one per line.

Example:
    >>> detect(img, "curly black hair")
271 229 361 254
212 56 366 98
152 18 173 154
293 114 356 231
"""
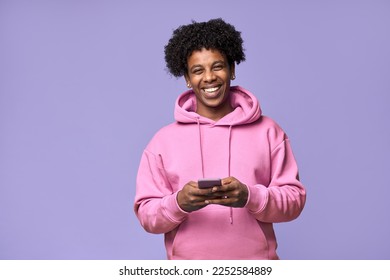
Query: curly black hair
164 18 245 77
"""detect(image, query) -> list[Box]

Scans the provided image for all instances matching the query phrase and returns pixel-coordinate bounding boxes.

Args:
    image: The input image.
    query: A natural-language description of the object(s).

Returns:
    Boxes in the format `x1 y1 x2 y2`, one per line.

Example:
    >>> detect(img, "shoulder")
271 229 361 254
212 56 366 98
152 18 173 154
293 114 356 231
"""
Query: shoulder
145 121 188 152
259 115 283 131
255 115 288 145
152 122 183 139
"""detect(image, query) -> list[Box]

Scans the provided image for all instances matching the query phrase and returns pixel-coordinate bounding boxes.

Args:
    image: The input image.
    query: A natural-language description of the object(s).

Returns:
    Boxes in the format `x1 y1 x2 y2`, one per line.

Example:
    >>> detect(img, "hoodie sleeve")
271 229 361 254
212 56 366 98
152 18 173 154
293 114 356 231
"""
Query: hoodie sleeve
134 149 189 234
245 135 306 223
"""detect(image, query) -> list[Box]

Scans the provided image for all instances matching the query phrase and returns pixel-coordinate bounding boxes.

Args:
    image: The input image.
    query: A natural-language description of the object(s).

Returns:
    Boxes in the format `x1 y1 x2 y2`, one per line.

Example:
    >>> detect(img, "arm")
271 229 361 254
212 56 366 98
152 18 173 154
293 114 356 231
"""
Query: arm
245 138 306 223
134 149 189 234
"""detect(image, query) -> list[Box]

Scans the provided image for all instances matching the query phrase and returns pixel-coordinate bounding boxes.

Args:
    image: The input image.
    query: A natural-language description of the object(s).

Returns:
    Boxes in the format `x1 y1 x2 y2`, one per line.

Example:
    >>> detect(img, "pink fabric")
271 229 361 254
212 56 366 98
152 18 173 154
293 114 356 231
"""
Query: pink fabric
134 86 306 259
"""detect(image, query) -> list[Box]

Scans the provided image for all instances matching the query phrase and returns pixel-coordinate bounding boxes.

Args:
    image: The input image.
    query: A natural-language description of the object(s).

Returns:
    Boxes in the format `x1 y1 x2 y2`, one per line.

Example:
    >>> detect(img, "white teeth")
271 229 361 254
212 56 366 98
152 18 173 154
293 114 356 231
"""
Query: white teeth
204 87 219 93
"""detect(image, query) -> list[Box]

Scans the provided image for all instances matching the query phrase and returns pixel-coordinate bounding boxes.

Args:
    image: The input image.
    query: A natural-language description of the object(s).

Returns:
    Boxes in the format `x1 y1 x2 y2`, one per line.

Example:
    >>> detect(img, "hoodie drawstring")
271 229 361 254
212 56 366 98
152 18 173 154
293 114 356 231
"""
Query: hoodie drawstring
197 118 234 225
228 125 233 224
176 87 262 226
196 118 205 178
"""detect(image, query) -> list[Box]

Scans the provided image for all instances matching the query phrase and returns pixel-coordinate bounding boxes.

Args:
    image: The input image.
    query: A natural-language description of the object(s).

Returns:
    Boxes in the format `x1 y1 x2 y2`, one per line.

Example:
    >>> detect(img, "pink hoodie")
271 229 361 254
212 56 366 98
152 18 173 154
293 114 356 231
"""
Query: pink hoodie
134 86 306 259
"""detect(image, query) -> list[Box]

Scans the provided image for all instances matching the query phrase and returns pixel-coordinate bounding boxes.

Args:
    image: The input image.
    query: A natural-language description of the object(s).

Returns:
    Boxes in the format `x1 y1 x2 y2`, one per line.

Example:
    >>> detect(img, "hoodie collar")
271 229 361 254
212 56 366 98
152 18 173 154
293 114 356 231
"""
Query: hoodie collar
174 86 262 126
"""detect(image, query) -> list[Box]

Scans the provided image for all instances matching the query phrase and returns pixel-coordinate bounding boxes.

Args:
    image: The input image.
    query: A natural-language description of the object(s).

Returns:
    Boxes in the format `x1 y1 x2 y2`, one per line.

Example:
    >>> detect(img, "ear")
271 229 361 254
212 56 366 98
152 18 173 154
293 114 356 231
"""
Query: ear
230 63 236 80
184 74 192 88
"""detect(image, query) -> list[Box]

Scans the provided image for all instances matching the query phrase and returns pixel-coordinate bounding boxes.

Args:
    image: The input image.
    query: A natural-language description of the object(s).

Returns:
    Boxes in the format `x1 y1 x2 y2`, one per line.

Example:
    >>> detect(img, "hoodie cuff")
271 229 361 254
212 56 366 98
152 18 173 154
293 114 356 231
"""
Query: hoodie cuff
245 184 269 214
161 191 189 223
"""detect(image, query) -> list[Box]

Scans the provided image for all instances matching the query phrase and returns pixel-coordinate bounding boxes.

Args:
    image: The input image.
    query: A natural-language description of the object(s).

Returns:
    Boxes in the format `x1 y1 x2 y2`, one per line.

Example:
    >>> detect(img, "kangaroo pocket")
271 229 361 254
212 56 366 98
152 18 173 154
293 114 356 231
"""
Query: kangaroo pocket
170 206 273 259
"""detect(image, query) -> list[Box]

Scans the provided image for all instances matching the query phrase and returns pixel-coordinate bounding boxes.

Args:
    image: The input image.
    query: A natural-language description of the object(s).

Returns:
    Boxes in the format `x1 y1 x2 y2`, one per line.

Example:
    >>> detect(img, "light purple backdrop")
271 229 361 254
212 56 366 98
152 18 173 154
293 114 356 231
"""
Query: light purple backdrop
1 0 389 260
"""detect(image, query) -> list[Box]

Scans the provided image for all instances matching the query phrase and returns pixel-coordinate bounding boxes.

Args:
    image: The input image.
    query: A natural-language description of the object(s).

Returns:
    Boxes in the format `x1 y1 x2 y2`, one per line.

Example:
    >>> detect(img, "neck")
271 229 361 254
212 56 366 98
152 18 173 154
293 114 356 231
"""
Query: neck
196 103 233 121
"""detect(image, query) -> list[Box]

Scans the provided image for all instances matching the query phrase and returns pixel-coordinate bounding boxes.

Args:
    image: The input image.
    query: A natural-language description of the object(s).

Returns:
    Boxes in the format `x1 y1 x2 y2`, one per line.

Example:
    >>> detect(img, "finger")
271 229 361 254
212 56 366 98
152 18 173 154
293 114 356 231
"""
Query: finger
210 187 237 197
208 185 227 193
187 181 198 187
220 181 240 191
205 196 233 206
221 176 236 185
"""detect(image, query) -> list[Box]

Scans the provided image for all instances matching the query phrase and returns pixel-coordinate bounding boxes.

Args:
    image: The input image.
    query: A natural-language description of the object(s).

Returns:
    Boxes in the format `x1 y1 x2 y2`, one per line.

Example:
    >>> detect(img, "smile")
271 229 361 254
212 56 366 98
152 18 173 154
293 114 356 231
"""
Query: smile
204 87 219 93
203 86 221 93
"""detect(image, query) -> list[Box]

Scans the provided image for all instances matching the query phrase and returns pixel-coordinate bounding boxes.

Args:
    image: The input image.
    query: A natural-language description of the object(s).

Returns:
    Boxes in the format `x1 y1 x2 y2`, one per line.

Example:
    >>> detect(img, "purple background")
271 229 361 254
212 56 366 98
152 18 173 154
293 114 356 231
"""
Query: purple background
1 0 389 260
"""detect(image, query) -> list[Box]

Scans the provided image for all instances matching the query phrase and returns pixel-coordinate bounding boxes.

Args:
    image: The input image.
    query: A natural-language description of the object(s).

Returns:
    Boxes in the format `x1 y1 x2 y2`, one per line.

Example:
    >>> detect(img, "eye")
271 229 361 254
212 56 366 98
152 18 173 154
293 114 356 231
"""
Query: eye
213 64 224 71
192 68 203 75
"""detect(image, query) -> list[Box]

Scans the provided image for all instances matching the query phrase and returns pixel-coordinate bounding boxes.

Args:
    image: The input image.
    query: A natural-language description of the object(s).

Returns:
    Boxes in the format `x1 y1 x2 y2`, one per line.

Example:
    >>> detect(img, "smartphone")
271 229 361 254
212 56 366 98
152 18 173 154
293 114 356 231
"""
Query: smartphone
198 178 222 189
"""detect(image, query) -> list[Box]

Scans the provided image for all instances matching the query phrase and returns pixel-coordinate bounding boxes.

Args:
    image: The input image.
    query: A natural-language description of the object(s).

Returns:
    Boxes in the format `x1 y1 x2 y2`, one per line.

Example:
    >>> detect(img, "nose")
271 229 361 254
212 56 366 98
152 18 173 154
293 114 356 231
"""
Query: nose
203 69 216 83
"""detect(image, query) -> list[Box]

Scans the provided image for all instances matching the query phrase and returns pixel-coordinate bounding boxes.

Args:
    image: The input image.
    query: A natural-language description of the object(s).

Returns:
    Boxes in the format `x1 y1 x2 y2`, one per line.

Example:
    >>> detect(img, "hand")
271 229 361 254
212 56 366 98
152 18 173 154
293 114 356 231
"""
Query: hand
205 177 248 208
177 181 221 212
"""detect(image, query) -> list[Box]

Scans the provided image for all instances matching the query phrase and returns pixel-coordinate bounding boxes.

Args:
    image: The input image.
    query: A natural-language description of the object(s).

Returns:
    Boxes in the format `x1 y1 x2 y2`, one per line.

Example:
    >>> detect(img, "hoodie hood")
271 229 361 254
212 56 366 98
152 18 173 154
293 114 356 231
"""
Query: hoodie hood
174 86 262 125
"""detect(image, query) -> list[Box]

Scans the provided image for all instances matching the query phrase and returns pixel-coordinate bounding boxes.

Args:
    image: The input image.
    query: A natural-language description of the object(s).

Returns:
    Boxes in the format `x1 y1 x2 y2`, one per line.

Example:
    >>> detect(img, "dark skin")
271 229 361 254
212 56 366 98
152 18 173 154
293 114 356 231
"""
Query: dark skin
177 177 249 212
177 48 249 212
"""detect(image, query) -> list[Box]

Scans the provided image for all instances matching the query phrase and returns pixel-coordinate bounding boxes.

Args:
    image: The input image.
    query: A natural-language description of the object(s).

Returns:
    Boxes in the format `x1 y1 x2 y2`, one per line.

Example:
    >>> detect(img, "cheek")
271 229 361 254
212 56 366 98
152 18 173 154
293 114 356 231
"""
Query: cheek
190 76 201 85
219 72 230 83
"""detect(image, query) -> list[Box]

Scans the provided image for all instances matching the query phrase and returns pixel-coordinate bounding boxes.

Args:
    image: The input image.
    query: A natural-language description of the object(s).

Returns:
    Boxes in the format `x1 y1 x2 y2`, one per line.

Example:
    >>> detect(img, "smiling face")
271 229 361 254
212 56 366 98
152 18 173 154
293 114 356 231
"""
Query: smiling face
185 48 235 121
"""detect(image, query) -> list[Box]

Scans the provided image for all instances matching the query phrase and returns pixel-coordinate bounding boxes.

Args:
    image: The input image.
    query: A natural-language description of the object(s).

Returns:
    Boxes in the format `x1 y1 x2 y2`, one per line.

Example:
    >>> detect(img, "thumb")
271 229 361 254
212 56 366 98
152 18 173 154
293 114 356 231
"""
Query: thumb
221 177 234 185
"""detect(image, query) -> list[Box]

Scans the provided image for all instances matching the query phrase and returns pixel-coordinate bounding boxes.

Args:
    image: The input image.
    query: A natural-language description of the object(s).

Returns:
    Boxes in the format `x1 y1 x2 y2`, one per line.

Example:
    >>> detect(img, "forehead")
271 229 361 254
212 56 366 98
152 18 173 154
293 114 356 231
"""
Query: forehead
187 48 227 66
